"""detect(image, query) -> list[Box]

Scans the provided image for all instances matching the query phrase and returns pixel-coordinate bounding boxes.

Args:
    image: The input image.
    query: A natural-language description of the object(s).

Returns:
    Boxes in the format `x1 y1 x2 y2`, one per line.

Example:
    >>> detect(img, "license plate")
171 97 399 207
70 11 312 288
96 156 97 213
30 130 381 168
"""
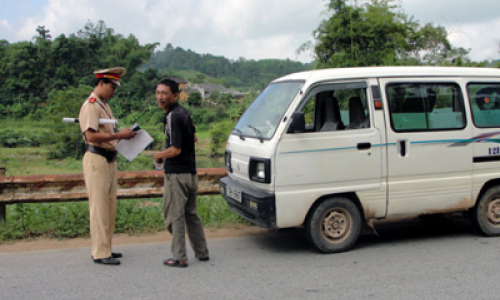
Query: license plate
227 186 242 203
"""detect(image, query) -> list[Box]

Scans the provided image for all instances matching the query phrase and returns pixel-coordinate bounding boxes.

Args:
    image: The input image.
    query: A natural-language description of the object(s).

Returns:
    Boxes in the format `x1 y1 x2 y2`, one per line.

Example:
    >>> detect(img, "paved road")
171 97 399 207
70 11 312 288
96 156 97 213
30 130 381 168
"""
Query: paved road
1 216 499 300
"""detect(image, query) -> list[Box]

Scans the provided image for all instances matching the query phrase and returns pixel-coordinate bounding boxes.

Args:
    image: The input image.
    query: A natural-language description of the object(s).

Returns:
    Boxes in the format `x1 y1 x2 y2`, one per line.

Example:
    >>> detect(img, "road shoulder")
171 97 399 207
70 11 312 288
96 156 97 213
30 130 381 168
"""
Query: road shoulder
0 225 268 253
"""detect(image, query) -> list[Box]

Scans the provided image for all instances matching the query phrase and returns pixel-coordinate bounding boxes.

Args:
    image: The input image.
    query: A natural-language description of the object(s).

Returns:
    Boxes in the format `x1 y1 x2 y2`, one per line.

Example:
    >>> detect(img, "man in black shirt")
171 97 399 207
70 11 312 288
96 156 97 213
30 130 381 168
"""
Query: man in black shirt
154 78 209 268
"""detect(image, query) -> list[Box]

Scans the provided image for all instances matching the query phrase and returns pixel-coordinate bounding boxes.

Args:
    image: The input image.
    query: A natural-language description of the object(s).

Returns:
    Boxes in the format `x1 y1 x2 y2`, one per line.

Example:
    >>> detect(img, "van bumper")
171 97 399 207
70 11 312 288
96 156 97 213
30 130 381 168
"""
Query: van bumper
220 176 276 228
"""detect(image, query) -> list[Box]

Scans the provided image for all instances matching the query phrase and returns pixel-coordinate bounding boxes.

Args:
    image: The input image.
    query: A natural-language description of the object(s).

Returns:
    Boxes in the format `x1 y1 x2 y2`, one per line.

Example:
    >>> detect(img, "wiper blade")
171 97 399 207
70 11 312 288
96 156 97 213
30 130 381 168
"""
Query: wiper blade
247 125 263 143
233 128 245 141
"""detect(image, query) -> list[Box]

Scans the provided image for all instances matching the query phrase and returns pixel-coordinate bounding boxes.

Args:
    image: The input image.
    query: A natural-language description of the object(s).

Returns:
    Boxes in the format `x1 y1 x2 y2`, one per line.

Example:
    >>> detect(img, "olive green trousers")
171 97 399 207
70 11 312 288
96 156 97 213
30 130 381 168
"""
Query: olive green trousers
163 173 208 261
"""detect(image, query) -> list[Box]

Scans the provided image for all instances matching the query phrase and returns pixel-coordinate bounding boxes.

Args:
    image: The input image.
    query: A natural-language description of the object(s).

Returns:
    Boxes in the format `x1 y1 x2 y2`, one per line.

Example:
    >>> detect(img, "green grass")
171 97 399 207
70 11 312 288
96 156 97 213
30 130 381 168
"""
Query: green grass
0 147 82 175
0 127 220 176
196 129 211 139
0 196 247 242
0 120 245 242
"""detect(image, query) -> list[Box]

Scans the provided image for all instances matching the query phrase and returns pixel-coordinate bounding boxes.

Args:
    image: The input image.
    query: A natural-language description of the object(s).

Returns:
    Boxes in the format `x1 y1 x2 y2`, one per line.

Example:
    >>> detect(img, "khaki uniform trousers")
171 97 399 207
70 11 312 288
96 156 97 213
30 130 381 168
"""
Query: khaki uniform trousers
163 173 208 261
83 152 117 260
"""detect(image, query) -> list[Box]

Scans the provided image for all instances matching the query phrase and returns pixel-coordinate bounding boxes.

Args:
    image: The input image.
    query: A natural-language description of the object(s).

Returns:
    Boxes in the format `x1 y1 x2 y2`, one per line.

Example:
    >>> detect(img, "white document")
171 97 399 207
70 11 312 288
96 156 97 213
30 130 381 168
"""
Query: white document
115 129 154 162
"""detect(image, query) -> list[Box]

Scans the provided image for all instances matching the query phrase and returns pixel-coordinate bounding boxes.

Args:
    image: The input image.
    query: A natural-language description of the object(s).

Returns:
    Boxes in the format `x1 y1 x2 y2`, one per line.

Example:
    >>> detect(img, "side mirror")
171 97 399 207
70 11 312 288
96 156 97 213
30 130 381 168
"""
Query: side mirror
288 112 305 133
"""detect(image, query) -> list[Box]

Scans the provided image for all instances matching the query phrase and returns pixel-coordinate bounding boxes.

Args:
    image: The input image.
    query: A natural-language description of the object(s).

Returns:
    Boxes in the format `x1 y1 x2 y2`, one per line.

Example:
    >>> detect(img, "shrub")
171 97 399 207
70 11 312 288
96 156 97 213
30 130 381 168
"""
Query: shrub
208 120 235 157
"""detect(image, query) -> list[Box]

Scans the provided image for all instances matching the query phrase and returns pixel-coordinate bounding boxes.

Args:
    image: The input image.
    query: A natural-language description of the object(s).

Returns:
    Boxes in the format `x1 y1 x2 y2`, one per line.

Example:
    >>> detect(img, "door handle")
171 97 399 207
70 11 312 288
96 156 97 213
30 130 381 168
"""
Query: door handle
357 142 371 150
399 140 407 157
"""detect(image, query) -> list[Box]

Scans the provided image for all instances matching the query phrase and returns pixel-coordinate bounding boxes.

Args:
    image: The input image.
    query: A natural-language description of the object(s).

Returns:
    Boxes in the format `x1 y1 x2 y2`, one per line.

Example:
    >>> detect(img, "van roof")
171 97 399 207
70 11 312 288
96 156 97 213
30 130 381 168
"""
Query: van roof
273 66 500 84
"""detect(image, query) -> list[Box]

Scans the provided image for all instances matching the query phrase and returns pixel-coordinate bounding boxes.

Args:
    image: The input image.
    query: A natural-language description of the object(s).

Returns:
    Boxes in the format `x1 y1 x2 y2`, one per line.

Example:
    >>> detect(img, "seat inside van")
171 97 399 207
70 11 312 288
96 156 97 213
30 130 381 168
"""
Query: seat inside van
346 96 368 129
316 92 344 131
402 87 436 113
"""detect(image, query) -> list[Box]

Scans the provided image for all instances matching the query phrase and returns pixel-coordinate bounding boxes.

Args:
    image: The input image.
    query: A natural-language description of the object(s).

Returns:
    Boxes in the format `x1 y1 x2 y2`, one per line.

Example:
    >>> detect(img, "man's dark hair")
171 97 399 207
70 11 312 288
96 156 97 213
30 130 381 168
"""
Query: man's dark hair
158 78 180 94
94 77 114 87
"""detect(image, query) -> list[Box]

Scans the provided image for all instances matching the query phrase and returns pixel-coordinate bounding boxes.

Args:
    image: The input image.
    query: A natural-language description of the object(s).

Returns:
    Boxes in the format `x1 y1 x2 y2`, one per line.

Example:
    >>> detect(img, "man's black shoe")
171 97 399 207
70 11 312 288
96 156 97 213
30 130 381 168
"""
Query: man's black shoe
93 257 120 265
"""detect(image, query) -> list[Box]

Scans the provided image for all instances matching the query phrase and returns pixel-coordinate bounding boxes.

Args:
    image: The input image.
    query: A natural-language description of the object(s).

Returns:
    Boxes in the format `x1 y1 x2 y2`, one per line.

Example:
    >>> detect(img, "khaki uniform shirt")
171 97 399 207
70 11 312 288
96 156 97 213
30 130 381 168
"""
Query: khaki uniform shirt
79 93 117 151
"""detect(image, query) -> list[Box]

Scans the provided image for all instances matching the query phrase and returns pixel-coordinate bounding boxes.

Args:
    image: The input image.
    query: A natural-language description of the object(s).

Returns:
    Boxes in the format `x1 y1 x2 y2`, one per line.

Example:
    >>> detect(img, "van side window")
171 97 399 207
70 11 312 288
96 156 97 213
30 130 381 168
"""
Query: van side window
387 83 465 131
468 83 500 127
299 87 369 132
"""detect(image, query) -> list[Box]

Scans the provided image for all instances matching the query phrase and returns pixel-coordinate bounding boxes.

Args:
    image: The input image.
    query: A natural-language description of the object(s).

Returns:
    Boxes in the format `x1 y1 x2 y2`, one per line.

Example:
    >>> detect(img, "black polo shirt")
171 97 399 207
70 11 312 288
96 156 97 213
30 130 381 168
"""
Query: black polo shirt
163 102 196 174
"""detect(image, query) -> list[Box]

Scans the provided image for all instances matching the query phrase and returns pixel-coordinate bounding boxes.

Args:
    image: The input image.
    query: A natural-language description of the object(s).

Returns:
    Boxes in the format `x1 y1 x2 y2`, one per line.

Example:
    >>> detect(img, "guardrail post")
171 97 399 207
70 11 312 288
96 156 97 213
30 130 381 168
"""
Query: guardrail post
0 166 6 226
0 204 5 226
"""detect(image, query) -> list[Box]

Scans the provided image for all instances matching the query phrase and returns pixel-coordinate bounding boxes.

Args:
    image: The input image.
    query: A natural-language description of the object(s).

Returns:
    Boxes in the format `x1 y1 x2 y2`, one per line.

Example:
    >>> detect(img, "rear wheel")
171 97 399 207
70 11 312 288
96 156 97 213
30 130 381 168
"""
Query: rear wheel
305 197 361 253
471 186 500 236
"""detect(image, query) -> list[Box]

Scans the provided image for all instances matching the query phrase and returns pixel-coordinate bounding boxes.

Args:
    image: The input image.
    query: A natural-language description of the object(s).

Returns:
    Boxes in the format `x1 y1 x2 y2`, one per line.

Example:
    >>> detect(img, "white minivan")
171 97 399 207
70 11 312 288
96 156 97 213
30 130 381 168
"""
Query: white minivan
220 66 500 253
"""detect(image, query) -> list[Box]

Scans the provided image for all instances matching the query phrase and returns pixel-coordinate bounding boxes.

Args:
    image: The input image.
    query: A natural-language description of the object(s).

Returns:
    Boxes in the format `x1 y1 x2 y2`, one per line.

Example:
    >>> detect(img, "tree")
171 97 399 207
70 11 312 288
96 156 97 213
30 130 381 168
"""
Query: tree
187 91 202 106
45 85 92 159
189 73 206 84
146 45 306 89
218 93 234 106
77 20 107 39
311 0 462 67
34 25 51 41
228 105 243 121
1 41 44 113
209 90 221 104
0 20 158 121
208 120 235 157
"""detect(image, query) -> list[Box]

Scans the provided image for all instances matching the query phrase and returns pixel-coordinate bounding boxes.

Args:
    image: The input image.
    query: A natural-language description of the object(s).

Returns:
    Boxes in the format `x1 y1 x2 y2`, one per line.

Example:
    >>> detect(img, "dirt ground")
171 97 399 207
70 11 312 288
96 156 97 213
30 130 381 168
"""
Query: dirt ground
0 225 269 254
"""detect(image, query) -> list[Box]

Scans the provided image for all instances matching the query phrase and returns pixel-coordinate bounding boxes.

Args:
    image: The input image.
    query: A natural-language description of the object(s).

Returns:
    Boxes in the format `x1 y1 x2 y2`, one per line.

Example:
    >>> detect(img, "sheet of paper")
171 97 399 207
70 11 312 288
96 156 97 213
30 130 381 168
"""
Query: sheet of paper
115 129 154 162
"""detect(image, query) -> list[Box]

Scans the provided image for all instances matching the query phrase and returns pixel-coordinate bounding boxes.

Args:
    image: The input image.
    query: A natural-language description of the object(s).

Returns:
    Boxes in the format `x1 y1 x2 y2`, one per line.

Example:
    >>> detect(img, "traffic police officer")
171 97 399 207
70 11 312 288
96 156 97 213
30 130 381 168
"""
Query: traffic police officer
79 67 136 265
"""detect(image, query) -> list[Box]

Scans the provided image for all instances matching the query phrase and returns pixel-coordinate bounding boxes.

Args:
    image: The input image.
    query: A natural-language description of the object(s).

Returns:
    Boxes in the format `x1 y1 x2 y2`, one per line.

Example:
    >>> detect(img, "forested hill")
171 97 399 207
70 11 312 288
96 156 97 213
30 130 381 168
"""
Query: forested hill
145 43 310 89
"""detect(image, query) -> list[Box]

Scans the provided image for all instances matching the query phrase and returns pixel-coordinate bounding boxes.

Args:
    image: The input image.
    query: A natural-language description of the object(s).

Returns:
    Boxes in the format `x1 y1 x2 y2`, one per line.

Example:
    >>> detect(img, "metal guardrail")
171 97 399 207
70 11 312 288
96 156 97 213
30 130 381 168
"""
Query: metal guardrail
0 168 226 225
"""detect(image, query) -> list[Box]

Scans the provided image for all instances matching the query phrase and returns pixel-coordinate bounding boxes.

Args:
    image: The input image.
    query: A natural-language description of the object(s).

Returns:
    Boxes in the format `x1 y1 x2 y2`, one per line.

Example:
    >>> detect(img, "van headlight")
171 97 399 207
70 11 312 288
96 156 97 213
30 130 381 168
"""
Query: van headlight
225 150 232 173
249 157 271 184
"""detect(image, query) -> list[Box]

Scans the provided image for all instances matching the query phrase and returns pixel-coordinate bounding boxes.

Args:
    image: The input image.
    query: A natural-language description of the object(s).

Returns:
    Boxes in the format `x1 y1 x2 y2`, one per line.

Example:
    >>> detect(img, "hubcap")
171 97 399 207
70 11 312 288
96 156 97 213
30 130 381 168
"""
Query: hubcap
321 208 351 242
487 198 500 226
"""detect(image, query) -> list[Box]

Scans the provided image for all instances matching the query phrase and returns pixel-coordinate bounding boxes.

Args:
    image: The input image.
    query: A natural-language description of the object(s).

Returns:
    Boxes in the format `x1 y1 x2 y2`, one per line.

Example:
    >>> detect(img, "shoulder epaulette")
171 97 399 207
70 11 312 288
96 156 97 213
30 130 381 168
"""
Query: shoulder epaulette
88 97 96 103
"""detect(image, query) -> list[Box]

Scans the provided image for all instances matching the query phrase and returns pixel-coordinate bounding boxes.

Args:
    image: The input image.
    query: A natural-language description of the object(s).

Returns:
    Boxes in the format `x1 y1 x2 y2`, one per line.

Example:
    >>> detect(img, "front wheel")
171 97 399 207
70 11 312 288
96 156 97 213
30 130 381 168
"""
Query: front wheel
305 197 362 253
471 186 500 236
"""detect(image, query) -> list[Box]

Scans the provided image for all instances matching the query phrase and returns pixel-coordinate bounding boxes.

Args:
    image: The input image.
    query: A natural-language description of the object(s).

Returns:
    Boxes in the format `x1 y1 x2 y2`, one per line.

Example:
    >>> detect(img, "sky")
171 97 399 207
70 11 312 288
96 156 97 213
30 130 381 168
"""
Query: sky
0 0 499 63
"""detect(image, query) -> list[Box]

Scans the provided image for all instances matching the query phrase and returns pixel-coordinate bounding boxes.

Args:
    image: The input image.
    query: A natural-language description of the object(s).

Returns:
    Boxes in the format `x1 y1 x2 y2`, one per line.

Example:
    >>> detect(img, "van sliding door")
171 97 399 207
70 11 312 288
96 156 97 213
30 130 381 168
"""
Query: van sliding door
381 79 473 217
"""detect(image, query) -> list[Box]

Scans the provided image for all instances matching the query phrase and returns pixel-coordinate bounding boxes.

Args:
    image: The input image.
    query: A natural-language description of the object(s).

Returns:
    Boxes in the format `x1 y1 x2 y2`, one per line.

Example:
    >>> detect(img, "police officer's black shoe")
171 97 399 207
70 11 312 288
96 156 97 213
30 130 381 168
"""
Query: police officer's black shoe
91 252 122 260
93 257 120 265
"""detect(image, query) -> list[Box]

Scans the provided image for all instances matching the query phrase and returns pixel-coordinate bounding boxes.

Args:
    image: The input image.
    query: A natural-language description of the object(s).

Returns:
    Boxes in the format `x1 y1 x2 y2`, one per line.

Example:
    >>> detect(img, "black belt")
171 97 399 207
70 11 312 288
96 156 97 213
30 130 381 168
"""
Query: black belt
86 144 117 163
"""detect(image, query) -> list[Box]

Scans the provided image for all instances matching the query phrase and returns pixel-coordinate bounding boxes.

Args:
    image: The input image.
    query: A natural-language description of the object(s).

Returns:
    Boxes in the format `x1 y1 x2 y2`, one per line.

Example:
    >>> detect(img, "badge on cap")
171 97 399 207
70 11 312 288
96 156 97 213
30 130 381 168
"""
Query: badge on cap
94 67 126 87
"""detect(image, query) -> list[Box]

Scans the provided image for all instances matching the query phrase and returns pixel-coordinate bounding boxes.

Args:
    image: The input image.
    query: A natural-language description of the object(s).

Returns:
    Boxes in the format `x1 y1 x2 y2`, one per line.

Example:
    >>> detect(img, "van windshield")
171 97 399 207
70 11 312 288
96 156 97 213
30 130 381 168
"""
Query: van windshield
234 81 304 140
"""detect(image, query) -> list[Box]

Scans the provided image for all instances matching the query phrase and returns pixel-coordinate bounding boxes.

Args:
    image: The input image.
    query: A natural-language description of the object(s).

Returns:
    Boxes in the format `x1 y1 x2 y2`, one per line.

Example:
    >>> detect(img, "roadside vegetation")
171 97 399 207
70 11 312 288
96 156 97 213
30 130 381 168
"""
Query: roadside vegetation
0 196 243 241
0 130 247 242
2 0 499 242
